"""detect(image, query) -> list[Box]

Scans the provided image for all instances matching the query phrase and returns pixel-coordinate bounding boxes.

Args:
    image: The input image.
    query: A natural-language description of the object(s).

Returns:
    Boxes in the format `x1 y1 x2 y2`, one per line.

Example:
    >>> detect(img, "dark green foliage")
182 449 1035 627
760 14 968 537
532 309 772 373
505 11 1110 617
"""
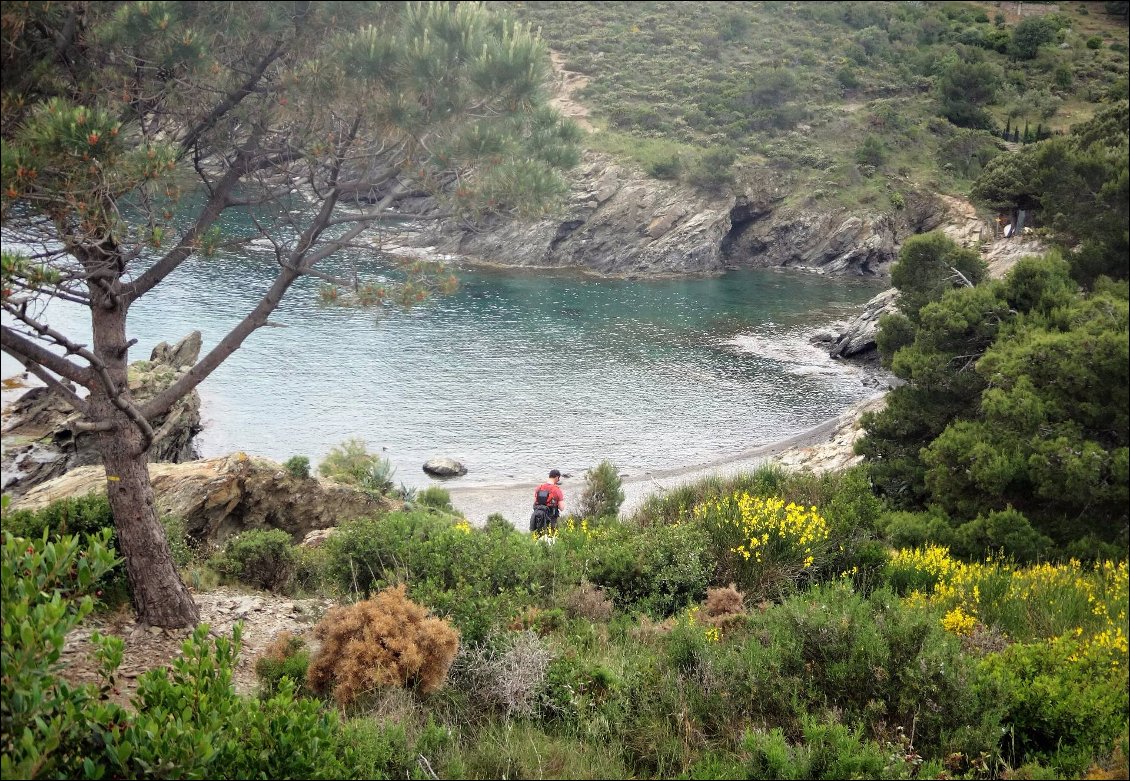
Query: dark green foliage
2 494 114 539
863 246 1129 553
937 59 1003 130
211 529 298 592
879 508 956 550
1010 16 1061 61
324 510 548 642
972 102 1129 286
284 455 311 479
587 520 711 616
1 494 190 604
683 146 736 191
1 529 119 779
888 232 987 323
921 286 1129 546
2 530 343 779
951 509 1053 563
980 640 1129 776
578 459 625 519
741 718 893 780
855 134 887 167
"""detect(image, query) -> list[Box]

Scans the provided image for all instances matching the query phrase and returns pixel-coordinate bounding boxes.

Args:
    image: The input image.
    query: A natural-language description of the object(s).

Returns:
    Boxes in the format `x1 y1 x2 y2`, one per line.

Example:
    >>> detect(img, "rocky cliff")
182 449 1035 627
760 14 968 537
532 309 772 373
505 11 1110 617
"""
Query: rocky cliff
390 151 951 279
1 332 204 499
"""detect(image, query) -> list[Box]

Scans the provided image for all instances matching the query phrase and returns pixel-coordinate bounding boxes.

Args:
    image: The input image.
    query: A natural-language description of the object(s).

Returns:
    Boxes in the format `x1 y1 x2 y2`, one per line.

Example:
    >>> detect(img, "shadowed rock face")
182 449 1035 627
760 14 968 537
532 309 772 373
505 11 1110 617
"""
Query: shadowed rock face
1 332 204 499
12 452 393 546
390 152 949 278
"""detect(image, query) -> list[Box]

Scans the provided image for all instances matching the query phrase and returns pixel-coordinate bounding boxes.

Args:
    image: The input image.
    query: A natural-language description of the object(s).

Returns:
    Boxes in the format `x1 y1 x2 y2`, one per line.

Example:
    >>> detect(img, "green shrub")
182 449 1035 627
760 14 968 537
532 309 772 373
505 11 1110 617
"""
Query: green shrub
325 511 548 642
692 492 831 598
979 638 1129 776
1 494 190 606
683 146 736 191
335 718 417 779
761 583 992 753
162 515 193 568
741 713 926 779
284 455 311 479
255 631 310 698
952 508 1054 563
587 520 710 615
578 459 625 520
880 508 956 550
113 625 345 779
318 438 396 495
417 485 454 511
1 528 118 779
2 493 114 539
646 153 683 179
211 529 298 592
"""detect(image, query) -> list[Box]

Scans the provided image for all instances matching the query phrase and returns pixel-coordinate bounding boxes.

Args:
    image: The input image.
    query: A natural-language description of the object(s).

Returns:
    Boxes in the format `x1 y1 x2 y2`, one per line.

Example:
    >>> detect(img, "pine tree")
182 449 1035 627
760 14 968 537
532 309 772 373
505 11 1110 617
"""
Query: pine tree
0 1 580 627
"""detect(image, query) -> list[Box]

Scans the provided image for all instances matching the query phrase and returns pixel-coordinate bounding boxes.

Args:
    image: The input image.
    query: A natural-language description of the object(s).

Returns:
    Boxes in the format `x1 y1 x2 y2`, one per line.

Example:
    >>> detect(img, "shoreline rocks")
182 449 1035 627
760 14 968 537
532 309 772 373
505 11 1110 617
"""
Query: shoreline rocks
1 332 205 499
11 452 393 547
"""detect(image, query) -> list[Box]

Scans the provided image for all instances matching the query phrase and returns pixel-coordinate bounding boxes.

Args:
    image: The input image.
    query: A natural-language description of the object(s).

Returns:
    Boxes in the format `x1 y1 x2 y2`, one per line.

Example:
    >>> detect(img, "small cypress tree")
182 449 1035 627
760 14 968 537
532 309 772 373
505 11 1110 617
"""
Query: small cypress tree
1003 116 1011 139
578 460 626 520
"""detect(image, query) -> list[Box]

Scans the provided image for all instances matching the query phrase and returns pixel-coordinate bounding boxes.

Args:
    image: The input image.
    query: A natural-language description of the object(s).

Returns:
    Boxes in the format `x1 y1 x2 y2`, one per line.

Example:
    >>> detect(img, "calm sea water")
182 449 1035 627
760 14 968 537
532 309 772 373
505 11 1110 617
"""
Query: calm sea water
2 235 883 487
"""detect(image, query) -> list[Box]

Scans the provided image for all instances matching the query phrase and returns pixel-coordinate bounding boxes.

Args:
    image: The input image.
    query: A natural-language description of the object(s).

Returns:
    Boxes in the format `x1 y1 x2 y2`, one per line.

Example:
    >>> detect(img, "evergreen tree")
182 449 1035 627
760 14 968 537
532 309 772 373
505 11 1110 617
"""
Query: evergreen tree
0 1 580 627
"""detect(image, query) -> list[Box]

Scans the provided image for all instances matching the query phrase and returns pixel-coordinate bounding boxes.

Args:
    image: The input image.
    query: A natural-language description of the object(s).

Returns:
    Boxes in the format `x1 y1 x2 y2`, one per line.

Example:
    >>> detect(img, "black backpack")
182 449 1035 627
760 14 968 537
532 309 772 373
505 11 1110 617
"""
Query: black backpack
530 487 557 532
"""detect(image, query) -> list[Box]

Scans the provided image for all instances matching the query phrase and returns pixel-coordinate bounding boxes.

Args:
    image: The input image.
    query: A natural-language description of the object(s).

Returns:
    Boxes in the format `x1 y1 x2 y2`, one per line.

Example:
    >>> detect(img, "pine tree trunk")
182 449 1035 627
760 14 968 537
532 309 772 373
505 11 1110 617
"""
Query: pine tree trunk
91 303 199 628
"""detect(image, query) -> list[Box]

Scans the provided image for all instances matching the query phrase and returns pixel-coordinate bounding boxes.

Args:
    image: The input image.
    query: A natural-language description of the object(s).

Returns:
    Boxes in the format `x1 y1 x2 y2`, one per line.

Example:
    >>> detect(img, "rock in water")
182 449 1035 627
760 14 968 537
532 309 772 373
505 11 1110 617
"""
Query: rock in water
423 457 467 477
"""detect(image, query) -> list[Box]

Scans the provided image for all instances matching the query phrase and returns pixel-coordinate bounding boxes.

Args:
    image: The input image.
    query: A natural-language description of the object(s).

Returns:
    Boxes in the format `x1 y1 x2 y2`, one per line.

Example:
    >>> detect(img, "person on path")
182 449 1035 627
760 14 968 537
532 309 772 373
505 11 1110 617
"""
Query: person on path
530 468 565 535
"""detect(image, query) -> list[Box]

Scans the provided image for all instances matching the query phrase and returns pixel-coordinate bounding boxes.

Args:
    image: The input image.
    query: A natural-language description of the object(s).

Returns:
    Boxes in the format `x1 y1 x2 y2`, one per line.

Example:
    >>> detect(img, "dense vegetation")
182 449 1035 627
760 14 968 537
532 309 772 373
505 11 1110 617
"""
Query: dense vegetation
858 100 1128 564
506 0 1128 208
2 2 1128 779
3 464 1127 778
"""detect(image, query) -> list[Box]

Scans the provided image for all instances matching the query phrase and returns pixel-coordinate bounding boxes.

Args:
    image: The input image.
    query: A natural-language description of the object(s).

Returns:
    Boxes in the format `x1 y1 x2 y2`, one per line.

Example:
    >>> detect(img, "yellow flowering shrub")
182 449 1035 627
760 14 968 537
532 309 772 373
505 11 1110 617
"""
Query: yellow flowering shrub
693 493 830 596
887 546 1128 665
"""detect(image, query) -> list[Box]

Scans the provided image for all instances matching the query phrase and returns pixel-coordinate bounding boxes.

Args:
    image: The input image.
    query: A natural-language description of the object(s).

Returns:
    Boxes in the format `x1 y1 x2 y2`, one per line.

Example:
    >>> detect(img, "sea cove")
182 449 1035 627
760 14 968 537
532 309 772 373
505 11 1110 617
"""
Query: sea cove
1 251 884 487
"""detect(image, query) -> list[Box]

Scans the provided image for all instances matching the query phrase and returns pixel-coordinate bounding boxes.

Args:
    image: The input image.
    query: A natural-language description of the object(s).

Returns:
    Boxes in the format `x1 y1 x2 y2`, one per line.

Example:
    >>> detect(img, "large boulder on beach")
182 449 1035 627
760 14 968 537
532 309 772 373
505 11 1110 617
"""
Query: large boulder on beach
423 457 467 477
1 332 204 499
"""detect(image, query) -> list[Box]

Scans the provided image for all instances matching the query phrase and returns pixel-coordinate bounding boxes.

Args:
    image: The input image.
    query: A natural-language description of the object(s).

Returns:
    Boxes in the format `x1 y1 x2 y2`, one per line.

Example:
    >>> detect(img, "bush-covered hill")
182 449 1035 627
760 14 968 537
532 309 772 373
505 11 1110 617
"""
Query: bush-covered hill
506 0 1128 209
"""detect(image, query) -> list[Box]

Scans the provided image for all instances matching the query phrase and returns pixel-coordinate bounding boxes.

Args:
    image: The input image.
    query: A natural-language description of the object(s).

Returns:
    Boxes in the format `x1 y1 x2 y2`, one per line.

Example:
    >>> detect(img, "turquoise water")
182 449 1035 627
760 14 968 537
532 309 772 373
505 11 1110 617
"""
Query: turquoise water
2 241 883 487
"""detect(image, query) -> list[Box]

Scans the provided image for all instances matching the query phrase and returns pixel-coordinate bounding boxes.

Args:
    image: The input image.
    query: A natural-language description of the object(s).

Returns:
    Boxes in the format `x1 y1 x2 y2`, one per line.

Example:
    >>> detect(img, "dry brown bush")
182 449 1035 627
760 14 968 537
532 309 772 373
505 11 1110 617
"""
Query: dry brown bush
307 584 459 706
704 583 744 617
262 630 304 663
564 581 614 622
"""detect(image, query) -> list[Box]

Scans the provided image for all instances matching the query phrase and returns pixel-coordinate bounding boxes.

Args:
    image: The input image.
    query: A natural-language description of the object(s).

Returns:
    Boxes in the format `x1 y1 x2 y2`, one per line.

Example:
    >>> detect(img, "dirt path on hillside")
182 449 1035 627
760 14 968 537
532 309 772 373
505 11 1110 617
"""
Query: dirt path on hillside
549 50 596 133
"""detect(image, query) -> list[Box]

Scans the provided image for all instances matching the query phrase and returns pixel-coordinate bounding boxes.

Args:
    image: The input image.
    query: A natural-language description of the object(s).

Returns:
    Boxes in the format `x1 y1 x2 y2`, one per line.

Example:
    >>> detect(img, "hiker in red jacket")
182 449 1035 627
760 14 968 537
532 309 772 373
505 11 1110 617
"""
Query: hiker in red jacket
530 469 565 534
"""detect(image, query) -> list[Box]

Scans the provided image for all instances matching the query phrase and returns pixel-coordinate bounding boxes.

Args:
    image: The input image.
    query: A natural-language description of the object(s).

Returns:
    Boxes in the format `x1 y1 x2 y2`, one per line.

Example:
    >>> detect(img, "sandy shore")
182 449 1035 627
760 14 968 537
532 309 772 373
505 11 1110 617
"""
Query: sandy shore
446 394 885 526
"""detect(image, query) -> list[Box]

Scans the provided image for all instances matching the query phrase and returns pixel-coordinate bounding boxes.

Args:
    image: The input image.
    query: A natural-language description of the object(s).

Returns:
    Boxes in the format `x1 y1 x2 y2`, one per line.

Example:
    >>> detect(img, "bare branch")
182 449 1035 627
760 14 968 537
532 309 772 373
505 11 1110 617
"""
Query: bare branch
0 323 93 387
949 266 976 288
178 39 288 156
2 350 91 417
139 264 303 420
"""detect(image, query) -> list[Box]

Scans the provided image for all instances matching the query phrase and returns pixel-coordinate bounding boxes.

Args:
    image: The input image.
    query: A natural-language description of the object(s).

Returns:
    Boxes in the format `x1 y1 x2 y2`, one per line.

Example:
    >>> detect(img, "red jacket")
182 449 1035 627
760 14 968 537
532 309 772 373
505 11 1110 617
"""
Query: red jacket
534 482 564 512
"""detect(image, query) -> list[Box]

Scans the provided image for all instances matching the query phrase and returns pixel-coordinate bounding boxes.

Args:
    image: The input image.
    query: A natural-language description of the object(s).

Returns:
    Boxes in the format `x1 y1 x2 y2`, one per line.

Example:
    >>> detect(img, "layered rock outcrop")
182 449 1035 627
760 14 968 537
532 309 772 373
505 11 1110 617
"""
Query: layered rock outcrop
1 332 204 499
390 152 950 278
12 452 391 546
